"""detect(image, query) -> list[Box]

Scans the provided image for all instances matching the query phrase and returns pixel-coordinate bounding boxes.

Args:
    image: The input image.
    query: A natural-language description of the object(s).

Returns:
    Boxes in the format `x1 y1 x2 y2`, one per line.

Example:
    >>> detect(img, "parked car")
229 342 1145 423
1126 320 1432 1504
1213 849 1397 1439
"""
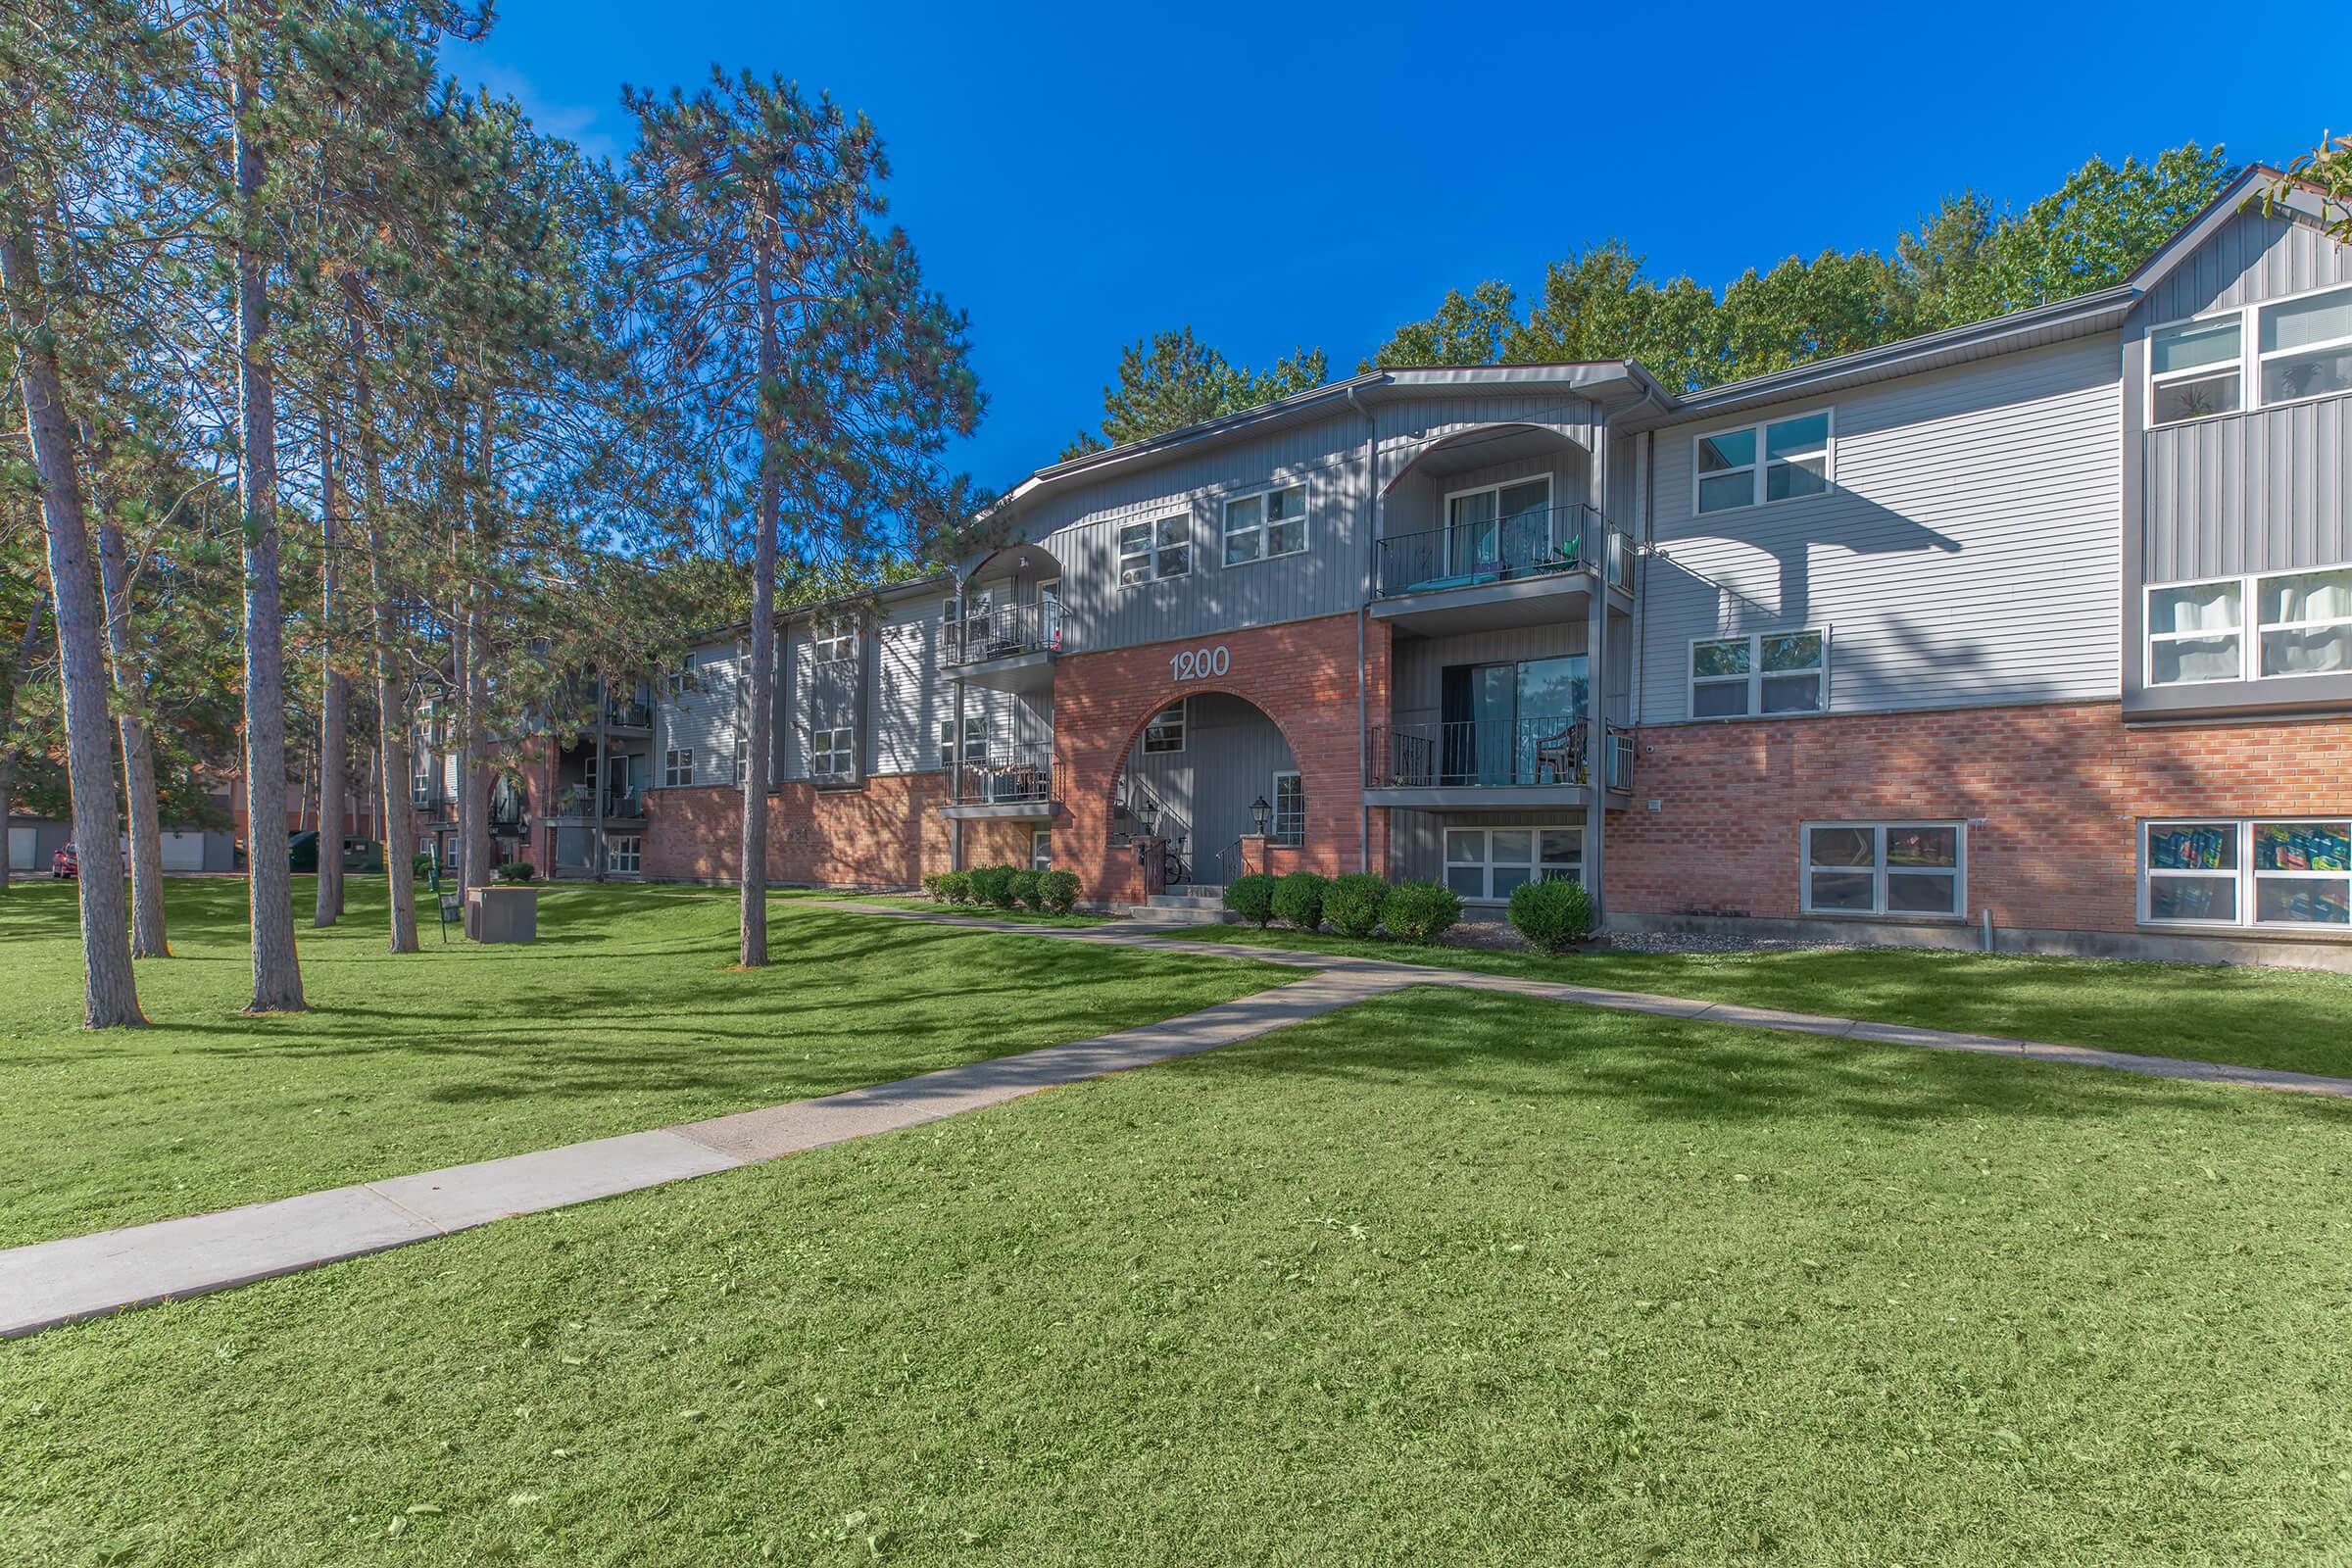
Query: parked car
51 842 77 879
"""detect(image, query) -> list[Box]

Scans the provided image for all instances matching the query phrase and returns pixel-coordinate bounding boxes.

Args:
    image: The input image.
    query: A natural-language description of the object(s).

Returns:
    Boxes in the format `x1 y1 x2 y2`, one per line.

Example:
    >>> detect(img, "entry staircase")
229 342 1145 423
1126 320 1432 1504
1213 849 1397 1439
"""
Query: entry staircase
1113 883 1236 925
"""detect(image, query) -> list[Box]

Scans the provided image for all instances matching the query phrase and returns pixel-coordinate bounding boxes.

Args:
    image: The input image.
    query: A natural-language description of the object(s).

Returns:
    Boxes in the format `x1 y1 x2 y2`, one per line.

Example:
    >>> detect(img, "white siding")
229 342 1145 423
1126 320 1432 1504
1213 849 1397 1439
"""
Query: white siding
1642 333 2123 721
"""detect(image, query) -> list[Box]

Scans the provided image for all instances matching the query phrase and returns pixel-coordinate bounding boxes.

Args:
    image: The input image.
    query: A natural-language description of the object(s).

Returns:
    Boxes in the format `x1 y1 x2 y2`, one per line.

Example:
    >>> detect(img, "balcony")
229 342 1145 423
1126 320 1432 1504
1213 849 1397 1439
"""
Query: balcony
943 741 1063 819
1364 705 1633 808
940 600 1062 692
549 785 646 821
1372 505 1634 634
603 699 653 732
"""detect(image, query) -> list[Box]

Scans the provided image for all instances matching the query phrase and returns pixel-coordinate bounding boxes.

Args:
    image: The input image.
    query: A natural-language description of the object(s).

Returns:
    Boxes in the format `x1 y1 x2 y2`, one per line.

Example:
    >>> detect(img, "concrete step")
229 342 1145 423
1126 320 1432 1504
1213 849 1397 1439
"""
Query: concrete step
1145 893 1227 910
1112 903 1236 925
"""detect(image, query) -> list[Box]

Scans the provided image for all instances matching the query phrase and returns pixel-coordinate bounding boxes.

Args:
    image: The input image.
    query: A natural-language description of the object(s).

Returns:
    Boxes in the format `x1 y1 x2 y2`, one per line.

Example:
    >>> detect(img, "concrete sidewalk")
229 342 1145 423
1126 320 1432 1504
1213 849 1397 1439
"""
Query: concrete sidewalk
0 969 1408 1340
12 899 2350 1341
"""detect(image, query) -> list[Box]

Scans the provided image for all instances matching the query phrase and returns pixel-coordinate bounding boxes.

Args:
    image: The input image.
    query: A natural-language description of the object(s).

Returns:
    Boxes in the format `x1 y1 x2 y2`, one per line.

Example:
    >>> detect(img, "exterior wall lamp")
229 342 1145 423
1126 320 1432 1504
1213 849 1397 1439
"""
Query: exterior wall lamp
1250 796 1272 836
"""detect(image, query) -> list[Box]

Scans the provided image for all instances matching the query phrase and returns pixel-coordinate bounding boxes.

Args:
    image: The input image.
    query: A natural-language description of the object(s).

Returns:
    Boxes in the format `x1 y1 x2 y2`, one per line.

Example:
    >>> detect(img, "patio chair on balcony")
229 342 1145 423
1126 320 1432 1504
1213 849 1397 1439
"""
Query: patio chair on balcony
1532 720 1586 785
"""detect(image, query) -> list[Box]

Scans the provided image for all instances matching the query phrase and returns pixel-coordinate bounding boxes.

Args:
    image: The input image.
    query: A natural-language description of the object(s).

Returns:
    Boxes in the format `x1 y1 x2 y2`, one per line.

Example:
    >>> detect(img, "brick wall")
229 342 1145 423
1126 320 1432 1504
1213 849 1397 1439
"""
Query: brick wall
1052 612 1389 905
1607 701 2352 936
644 773 955 887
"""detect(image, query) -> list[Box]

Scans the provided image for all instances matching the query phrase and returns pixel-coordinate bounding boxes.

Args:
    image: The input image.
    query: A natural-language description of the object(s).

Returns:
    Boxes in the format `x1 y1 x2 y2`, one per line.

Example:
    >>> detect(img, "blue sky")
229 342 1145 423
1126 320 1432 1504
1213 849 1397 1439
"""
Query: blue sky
448 0 2346 494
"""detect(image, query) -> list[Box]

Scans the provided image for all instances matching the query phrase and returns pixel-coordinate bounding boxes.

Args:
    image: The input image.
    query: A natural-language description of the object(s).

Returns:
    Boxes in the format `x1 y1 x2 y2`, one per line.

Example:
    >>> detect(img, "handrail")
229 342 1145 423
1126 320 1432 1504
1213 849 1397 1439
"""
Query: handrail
1367 704 1636 793
1374 504 1636 598
942 598 1063 669
952 739 1062 806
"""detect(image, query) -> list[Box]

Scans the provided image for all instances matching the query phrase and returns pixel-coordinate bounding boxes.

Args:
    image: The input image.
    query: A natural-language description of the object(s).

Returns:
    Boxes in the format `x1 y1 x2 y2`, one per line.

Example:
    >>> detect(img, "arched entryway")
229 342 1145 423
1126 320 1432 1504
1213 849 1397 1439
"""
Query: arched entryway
1108 690 1301 887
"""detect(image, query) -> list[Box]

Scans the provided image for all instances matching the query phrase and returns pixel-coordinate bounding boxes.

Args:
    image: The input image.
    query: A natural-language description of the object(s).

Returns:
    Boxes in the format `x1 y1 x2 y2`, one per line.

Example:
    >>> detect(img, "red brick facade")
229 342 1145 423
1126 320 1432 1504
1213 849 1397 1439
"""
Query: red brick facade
1607 700 2352 939
645 773 957 886
1050 611 1390 906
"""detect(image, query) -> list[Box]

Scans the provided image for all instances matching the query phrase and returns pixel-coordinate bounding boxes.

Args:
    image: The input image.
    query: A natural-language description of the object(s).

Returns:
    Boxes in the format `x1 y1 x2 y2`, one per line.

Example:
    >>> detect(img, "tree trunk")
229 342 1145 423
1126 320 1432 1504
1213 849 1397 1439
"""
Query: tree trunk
315 420 346 925
231 10 305 1011
591 687 609 882
341 288 416 952
456 416 489 903
0 598 49 897
738 219 783 967
0 211 144 1027
92 478 170 957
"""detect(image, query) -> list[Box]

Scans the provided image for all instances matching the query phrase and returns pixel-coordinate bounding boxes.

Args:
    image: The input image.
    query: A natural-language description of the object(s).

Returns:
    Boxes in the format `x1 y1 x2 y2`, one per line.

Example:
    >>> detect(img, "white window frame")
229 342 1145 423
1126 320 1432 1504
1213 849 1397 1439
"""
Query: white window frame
812 616 856 664
1799 821 1966 920
1142 701 1186 755
2143 279 2352 428
662 661 690 697
663 747 693 788
2145 562 2352 686
606 834 641 875
1688 628 1829 719
810 725 856 779
1690 409 1834 515
1441 474 1556 568
1118 513 1191 586
2140 817 2352 931
1031 826 1053 872
1221 482 1308 567
1269 771 1304 847
938 713 988 768
734 733 750 786
1442 823 1584 905
441 834 461 870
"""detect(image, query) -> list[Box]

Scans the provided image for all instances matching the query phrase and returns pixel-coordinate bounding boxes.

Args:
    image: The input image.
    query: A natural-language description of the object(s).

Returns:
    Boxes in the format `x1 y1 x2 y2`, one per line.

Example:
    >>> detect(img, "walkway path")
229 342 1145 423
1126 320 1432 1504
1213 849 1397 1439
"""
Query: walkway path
9 899 2349 1340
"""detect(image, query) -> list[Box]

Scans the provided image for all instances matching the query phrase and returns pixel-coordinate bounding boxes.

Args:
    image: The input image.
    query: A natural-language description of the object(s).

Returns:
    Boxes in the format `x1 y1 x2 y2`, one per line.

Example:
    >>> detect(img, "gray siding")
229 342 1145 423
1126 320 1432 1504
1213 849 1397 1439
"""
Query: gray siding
655 640 744 788
1391 807 1588 888
2132 211 2352 581
1642 333 2122 722
1392 623 1590 730
1121 693 1296 866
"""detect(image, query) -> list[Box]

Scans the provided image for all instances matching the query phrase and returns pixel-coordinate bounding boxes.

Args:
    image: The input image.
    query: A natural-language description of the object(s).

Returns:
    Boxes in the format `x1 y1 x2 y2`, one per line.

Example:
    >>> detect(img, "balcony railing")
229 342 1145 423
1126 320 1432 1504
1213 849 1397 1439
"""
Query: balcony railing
551 785 646 820
1366 704 1634 793
941 600 1063 669
952 741 1063 806
604 699 653 730
1375 504 1634 599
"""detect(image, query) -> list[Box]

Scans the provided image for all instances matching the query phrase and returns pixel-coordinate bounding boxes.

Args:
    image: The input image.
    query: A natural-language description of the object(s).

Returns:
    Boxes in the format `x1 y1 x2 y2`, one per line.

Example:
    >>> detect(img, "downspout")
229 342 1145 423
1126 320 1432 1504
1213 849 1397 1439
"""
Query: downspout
1630 430 1651 728
1347 382 1376 873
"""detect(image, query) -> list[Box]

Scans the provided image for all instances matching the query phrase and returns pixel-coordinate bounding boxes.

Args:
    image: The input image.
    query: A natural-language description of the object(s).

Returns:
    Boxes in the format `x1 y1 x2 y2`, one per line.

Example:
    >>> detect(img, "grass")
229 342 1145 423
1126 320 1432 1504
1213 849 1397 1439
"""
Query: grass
7 986 2352 1566
1170 922 2352 1078
0 878 1288 1249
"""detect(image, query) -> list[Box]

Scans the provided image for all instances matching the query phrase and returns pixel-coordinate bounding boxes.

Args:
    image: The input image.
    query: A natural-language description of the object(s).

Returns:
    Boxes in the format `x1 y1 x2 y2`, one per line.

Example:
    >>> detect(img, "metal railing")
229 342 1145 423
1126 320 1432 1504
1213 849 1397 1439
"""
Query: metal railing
550 785 646 820
1366 705 1633 791
941 599 1063 669
1374 504 1636 598
604 699 653 730
953 741 1063 806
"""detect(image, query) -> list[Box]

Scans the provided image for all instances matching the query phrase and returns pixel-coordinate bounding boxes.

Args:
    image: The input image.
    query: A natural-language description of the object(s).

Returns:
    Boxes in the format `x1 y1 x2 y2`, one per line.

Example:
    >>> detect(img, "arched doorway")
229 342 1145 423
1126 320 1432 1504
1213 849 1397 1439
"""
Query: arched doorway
1107 691 1300 888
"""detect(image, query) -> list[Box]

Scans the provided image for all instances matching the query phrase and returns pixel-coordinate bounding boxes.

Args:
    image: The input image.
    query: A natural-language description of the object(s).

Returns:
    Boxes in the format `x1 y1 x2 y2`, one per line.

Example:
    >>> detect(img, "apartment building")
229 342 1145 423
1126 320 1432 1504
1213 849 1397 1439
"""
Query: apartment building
586 169 2349 967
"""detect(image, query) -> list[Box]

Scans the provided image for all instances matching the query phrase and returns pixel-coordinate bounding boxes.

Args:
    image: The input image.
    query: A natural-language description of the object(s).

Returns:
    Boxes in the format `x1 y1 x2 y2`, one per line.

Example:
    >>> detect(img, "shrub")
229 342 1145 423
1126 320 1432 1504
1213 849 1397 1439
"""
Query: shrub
411 852 435 880
936 869 972 904
1223 873 1278 926
492 860 536 883
1007 868 1044 910
921 872 948 904
1039 869 1081 912
1270 871 1328 931
1508 877 1593 954
969 863 1020 908
1324 872 1389 938
1381 879 1462 942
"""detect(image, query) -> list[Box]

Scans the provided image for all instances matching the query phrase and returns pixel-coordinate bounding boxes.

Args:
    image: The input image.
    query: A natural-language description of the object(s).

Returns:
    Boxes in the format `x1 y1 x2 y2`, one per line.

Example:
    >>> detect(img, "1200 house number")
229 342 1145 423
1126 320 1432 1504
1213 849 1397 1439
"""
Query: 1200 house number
1169 645 1230 681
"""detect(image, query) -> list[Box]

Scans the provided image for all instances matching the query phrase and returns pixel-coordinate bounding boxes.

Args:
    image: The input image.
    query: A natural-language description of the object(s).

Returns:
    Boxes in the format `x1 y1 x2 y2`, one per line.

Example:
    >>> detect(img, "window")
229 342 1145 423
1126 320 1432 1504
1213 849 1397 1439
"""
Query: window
1031 827 1053 872
607 834 641 875
1222 483 1306 565
2143 819 2350 929
813 616 855 663
1143 702 1186 755
1118 514 1190 584
1270 772 1304 848
1444 477 1554 576
810 725 855 778
441 834 461 870
663 661 690 697
1690 630 1827 718
2147 283 2352 427
663 748 693 787
2149 317 2242 425
2147 564 2352 685
1693 411 1831 514
1802 822 1963 918
1444 825 1582 903
410 755 432 806
2259 285 2352 407
734 734 750 785
938 714 988 767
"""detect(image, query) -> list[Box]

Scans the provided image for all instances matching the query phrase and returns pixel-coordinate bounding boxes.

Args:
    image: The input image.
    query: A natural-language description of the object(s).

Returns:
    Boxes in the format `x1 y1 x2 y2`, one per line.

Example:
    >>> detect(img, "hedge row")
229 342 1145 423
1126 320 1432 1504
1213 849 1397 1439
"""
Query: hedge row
1220 871 1464 943
923 866 1079 913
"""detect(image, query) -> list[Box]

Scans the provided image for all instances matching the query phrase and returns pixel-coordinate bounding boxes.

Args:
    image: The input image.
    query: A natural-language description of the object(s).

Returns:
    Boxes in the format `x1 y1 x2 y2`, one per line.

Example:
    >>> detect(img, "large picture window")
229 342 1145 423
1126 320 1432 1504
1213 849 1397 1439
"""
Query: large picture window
2142 819 2351 929
1223 483 1306 566
2147 282 2352 427
1690 630 1827 717
1118 514 1190 585
1444 825 1582 903
606 834 641 874
1802 822 1964 918
2146 564 2352 685
1693 411 1831 514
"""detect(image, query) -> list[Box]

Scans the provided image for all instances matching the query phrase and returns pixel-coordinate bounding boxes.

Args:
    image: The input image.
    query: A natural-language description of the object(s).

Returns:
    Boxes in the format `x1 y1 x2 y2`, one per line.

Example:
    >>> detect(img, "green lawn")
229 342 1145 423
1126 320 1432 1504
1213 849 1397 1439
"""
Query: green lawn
7 986 2351 1566
776 890 1119 927
1171 923 2352 1078
0 879 1288 1249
